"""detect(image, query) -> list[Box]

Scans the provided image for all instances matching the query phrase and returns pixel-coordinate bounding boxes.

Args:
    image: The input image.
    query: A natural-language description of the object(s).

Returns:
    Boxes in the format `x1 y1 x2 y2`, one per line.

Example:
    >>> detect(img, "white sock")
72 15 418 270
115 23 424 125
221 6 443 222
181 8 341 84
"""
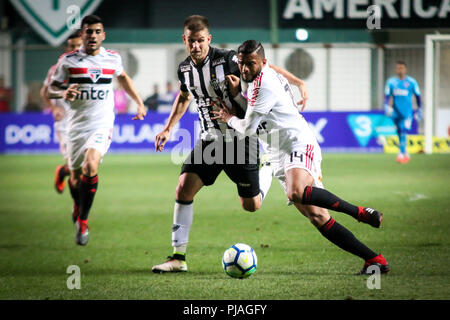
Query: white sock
172 201 194 252
259 164 273 202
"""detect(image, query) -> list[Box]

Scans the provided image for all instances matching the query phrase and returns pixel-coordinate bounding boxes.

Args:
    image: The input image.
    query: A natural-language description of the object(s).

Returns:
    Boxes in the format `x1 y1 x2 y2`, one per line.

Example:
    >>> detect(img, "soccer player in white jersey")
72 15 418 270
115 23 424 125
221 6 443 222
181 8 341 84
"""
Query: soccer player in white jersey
41 32 82 194
213 40 390 275
48 15 147 246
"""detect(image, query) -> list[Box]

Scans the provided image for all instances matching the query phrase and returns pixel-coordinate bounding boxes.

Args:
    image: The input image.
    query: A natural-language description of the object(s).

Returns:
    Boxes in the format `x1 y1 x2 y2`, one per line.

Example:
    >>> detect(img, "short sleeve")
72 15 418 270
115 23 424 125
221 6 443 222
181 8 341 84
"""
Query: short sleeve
177 64 189 93
51 58 68 84
248 76 277 115
227 50 240 76
43 65 56 86
114 54 124 77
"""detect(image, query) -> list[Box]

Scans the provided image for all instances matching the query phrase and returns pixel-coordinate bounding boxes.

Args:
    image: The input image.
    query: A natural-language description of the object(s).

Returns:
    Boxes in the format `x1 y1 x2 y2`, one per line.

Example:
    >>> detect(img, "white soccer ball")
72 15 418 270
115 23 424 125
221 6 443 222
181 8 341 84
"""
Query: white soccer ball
222 243 257 279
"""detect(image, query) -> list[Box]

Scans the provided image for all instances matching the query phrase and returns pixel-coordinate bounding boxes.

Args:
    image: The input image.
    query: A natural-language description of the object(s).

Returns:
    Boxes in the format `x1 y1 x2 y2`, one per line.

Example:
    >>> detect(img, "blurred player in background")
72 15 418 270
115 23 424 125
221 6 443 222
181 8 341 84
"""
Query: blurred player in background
40 32 82 194
48 15 146 246
213 40 389 275
152 15 307 273
384 61 422 164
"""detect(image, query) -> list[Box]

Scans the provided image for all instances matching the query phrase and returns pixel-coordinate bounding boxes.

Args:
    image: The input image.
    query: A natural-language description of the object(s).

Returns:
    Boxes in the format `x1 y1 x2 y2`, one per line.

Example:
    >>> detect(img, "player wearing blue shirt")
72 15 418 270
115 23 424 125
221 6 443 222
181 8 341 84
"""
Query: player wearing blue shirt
384 61 422 163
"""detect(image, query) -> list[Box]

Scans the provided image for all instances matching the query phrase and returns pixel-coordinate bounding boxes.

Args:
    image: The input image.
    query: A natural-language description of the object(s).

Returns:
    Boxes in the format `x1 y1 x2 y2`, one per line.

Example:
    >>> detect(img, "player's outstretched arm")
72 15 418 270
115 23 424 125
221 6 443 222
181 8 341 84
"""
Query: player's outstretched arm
269 64 308 111
117 71 147 120
155 91 192 152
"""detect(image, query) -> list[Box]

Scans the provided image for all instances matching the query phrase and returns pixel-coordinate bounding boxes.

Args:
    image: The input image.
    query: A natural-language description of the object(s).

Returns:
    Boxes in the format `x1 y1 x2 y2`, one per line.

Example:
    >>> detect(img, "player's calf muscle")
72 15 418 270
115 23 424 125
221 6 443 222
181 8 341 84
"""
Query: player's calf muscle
176 173 202 201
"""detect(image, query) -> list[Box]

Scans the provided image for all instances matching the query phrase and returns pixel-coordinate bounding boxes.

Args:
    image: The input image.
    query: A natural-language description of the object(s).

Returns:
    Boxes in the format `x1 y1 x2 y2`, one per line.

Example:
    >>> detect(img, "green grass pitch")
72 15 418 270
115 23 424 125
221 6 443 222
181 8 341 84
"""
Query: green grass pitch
0 153 449 300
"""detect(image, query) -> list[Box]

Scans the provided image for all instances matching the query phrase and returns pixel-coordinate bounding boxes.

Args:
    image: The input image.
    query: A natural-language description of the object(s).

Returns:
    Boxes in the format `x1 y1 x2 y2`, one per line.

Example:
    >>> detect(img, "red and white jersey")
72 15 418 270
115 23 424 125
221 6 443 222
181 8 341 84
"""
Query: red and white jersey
51 46 123 134
244 63 318 157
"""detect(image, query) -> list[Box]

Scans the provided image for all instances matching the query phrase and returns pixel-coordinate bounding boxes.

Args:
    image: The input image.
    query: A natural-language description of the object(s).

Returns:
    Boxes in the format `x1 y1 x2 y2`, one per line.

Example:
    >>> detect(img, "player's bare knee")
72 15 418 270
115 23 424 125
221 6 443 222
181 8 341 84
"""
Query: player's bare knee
287 187 305 204
175 183 194 202
82 159 98 176
70 176 80 187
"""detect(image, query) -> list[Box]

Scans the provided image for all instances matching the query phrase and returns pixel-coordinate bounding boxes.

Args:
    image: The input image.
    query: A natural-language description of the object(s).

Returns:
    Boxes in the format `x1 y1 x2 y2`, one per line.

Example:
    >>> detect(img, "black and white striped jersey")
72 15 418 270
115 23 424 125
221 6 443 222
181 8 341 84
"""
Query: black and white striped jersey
178 46 245 141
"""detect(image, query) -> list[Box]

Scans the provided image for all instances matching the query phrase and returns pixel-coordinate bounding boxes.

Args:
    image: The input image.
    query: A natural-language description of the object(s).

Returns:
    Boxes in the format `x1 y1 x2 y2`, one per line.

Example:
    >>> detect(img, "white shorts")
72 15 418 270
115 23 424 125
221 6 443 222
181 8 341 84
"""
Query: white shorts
55 129 68 159
54 119 69 159
270 143 324 194
67 128 113 170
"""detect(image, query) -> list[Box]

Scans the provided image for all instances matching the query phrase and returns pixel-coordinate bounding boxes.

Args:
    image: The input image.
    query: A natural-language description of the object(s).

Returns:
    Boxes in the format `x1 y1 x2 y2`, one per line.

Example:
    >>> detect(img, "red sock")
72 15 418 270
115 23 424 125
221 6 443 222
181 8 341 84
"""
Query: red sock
76 217 88 233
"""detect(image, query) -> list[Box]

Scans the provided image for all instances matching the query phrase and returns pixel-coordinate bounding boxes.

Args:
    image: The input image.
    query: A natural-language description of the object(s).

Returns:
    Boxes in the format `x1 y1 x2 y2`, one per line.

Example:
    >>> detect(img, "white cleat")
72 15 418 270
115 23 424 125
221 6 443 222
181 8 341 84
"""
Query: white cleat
152 256 188 273
75 220 89 246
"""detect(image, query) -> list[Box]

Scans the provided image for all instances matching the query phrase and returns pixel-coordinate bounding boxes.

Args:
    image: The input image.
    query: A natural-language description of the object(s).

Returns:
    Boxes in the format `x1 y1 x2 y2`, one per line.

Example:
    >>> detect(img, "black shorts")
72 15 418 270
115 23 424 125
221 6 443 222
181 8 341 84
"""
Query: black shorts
180 138 260 198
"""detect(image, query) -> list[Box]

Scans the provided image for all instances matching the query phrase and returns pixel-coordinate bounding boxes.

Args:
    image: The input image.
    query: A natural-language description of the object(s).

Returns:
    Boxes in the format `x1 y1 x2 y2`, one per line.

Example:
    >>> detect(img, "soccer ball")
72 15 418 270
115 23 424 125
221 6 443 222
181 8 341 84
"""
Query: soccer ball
222 243 257 279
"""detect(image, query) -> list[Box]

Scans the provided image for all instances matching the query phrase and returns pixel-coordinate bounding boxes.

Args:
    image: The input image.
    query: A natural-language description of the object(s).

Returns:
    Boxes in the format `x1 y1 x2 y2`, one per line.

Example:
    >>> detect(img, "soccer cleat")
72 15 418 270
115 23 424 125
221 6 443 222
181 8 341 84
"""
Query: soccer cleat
357 254 390 275
401 154 410 164
152 255 188 273
72 204 80 224
357 207 383 228
75 218 89 246
54 165 66 193
396 153 404 163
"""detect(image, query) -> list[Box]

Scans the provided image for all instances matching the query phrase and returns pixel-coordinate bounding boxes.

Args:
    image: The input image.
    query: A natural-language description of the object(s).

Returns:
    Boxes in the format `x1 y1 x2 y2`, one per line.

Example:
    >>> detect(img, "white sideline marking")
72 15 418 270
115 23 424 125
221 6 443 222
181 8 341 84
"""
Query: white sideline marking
408 193 428 201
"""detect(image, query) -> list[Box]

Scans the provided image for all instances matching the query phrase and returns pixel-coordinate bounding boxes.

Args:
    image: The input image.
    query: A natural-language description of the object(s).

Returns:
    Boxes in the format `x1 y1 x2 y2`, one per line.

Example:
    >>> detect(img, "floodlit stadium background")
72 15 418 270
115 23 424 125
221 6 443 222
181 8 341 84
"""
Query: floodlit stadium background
1 0 449 154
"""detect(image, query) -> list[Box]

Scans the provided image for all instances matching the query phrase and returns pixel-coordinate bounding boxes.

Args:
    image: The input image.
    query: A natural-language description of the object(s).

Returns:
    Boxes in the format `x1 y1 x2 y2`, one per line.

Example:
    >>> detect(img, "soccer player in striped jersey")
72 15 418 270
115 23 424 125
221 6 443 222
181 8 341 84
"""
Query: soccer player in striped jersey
152 15 307 273
213 40 389 275
384 61 422 163
48 15 146 246
41 32 82 194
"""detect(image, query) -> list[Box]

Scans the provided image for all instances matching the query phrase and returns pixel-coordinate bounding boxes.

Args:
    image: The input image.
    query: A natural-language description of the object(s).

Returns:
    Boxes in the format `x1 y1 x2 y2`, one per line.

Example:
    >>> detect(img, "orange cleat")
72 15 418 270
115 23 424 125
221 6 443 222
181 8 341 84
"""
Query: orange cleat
402 154 410 164
54 165 66 193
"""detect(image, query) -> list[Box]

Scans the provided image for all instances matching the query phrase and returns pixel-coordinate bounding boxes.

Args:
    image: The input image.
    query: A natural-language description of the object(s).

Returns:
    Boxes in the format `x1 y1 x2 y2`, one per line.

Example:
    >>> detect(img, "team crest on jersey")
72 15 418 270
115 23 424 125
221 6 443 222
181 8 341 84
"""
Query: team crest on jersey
88 69 102 83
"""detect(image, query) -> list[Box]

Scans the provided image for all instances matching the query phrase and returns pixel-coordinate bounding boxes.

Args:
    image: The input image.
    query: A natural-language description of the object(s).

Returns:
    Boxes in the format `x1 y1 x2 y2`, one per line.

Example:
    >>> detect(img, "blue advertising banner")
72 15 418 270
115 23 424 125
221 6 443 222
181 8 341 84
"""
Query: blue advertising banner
304 111 418 152
0 111 417 154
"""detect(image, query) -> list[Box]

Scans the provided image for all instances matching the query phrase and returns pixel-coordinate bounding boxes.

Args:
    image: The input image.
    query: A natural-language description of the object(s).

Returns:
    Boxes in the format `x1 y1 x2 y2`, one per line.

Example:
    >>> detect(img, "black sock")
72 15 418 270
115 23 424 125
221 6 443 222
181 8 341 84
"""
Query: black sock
68 179 80 207
318 217 377 261
79 175 98 220
58 165 70 181
302 186 361 219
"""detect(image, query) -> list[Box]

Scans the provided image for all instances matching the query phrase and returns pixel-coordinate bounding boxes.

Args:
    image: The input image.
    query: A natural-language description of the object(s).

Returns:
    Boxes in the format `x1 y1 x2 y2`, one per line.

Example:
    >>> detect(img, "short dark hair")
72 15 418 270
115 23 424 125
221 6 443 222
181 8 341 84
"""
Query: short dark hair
68 31 81 40
184 15 209 32
396 60 407 67
81 15 103 28
238 40 265 59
